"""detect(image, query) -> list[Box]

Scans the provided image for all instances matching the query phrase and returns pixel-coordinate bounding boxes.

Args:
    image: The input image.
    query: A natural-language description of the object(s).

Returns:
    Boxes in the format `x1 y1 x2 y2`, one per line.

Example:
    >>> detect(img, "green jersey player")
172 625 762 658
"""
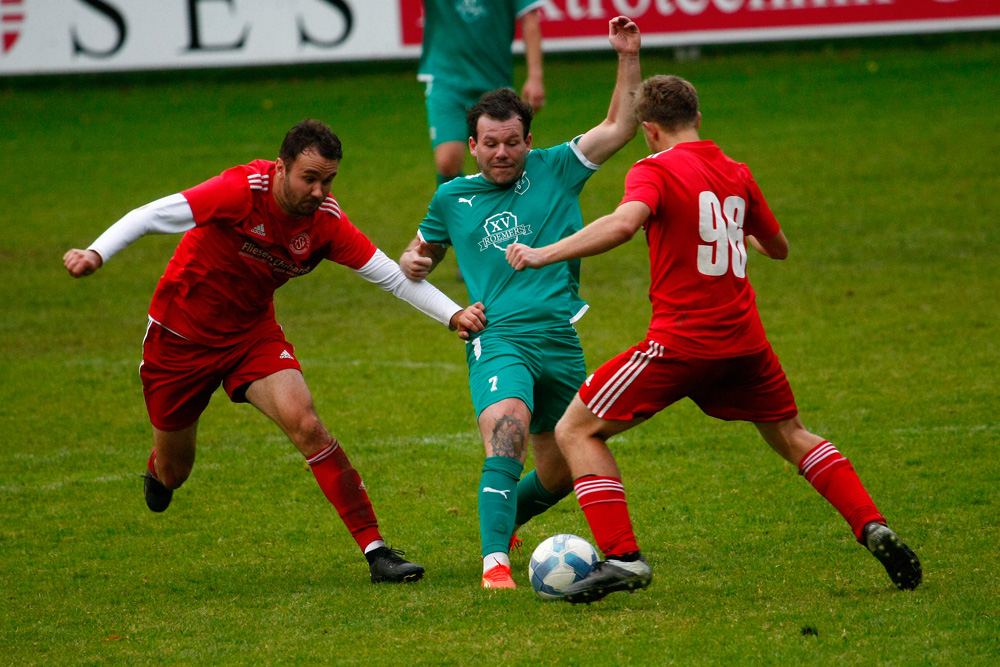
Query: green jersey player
401 16 643 589
418 0 546 185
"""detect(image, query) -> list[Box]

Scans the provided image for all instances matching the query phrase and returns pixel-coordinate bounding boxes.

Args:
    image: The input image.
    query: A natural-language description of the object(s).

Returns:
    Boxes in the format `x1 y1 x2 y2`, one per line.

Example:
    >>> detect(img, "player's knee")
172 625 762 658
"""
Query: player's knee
435 146 464 177
761 419 822 466
288 411 329 450
554 416 584 450
157 460 192 489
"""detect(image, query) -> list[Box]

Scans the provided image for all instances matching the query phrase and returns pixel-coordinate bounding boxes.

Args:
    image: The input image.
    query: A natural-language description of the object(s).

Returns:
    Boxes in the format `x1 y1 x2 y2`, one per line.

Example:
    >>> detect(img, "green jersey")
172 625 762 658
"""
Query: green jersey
418 0 544 93
419 138 599 335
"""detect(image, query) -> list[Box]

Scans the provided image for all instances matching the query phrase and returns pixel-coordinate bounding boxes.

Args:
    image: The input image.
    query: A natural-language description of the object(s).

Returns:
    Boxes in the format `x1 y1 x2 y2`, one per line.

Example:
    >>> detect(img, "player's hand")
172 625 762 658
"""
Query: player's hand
505 242 545 271
608 16 640 55
522 79 546 113
399 241 435 281
451 302 487 339
63 249 103 278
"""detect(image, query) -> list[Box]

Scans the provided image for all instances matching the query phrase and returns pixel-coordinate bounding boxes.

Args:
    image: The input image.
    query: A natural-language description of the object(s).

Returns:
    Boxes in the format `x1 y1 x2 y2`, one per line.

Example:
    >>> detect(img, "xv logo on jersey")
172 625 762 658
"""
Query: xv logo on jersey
478 211 533 252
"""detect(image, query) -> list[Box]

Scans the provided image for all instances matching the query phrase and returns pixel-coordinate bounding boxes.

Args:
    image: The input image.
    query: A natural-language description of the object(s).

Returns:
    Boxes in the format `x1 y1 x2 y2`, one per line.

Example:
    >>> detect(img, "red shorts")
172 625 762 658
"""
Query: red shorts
140 320 302 431
578 338 798 423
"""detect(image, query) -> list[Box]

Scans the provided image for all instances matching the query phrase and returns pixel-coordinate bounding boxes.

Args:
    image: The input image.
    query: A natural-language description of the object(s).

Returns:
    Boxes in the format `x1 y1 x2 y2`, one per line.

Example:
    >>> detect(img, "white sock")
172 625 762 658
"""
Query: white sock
483 552 510 573
363 540 386 555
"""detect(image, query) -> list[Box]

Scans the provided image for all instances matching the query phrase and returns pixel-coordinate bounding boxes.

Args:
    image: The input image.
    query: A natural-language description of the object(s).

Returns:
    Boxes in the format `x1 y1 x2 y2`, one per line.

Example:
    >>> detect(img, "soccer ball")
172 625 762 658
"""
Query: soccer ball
529 534 599 600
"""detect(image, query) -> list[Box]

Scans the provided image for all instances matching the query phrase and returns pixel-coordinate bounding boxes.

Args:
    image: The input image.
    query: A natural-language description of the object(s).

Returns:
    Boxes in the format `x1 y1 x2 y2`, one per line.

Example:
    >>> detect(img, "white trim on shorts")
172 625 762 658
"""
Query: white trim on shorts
586 341 665 418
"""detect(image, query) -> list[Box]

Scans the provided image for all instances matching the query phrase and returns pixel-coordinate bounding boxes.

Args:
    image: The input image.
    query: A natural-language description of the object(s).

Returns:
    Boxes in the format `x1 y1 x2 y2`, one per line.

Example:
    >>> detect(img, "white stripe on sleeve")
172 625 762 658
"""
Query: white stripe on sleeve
88 193 195 264
353 248 462 328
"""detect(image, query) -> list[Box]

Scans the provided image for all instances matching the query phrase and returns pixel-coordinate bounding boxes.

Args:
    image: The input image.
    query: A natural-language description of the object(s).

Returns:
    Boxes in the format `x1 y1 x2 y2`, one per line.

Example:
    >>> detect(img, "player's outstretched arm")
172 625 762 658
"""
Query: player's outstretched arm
63 248 103 278
506 200 650 271
64 194 197 279
399 236 448 281
575 16 642 166
519 9 545 112
450 301 487 339
356 249 479 331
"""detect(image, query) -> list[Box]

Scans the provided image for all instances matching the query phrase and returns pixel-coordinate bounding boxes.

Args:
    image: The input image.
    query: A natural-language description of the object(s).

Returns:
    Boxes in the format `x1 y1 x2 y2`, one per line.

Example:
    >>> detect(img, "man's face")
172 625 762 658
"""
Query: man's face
470 115 531 187
274 148 339 217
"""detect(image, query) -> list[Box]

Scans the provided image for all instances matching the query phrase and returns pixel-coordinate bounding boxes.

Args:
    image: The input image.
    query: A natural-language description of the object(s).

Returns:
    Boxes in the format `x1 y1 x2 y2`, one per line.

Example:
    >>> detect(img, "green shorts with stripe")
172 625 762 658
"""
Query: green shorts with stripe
424 80 496 147
465 329 586 434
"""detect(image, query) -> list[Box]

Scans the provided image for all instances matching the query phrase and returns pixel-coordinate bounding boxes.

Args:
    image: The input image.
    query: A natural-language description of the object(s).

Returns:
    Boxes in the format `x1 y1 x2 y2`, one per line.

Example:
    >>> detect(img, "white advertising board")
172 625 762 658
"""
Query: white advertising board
0 0 420 75
2 0 998 77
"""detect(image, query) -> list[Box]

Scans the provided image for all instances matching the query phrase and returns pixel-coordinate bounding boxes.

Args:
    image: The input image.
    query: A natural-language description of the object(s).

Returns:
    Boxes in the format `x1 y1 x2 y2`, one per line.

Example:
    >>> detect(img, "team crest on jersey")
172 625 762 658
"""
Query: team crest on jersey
478 211 532 252
455 0 486 23
289 232 311 256
514 172 530 195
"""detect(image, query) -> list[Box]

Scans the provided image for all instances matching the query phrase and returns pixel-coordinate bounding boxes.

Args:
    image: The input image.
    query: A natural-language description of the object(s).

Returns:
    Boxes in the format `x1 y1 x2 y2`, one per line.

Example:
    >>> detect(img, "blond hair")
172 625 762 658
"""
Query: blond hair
634 75 699 131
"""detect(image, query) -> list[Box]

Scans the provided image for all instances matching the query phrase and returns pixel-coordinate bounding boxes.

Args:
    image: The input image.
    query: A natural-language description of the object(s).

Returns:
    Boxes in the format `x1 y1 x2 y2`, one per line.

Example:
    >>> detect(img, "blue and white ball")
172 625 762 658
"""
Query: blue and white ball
529 534 599 599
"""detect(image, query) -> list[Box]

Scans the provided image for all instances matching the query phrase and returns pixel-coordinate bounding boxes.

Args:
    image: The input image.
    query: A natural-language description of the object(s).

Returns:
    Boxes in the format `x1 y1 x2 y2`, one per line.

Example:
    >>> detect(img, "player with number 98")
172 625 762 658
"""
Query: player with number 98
505 74 921 603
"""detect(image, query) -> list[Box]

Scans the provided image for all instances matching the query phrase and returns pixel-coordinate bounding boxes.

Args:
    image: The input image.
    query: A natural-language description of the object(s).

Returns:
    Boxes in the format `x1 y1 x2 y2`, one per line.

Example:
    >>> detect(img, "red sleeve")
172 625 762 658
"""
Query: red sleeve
323 206 378 270
742 166 781 241
181 165 253 226
620 160 663 216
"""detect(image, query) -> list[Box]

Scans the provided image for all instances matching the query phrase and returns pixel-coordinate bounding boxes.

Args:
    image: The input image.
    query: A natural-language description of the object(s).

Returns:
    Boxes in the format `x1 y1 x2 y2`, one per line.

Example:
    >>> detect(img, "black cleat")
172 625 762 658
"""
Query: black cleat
561 555 652 604
863 522 922 590
368 547 425 584
141 471 172 513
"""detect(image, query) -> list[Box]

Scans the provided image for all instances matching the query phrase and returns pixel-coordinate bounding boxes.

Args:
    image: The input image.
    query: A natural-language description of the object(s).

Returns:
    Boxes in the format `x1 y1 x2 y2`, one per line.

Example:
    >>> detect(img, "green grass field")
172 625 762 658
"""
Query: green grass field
2 32 999 665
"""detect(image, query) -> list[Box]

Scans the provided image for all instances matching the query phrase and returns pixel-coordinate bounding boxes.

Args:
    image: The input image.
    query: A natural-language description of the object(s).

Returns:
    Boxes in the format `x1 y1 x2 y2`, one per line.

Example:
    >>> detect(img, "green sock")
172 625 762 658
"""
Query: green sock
514 469 567 527
436 172 464 186
478 456 524 557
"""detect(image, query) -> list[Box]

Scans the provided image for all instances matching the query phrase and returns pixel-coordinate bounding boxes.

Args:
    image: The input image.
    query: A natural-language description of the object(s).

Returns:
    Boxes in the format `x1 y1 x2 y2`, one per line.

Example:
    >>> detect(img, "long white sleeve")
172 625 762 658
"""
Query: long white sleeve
353 249 462 327
88 193 196 263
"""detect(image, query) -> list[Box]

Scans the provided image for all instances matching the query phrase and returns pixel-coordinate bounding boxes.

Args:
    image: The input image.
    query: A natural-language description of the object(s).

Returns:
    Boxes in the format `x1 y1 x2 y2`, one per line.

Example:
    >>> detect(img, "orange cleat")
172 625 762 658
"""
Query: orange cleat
481 563 516 589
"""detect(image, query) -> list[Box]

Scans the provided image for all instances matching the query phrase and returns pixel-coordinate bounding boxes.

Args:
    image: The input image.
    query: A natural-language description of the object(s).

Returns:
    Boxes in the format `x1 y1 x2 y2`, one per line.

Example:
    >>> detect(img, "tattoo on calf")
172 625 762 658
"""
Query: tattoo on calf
491 414 527 459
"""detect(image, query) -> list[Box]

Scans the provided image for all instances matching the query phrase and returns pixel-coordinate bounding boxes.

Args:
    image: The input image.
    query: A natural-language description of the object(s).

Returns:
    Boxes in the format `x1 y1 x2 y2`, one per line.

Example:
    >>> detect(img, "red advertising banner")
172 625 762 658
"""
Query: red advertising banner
400 0 1000 48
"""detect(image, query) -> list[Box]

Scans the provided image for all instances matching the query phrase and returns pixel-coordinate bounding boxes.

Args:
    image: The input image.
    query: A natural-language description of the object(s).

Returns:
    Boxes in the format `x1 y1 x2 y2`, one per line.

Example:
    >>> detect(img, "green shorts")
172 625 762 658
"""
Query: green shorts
424 80 482 147
465 329 586 434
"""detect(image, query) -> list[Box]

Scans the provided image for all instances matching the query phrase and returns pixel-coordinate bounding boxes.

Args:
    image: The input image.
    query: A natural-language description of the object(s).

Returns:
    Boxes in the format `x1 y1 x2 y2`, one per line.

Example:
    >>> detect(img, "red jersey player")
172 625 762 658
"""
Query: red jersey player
64 119 487 585
505 75 921 602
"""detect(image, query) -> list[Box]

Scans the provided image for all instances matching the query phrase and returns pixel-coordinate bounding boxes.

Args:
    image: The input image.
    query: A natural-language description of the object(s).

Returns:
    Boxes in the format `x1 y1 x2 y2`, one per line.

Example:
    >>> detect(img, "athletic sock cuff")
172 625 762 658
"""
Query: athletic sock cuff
482 456 524 478
573 476 626 503
522 469 561 503
306 438 340 466
798 441 850 481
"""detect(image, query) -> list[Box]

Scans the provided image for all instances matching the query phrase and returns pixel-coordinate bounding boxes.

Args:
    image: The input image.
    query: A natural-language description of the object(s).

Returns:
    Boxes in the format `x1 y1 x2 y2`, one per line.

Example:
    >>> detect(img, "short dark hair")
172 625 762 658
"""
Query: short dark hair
279 118 343 163
634 75 700 131
467 88 533 141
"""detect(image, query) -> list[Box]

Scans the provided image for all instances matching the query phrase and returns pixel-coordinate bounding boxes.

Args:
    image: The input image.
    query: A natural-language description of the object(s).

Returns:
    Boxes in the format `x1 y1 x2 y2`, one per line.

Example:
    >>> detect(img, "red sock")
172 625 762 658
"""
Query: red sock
574 476 640 558
307 439 382 552
799 441 885 541
147 448 158 479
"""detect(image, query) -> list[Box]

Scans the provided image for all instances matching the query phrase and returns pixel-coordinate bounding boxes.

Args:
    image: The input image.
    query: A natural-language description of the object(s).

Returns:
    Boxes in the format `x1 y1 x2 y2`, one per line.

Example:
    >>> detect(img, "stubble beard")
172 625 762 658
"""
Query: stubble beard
281 179 321 217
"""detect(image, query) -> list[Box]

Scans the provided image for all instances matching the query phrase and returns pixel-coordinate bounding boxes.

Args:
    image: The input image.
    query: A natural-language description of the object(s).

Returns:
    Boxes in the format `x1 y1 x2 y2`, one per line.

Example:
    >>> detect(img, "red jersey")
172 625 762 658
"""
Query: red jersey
621 141 781 359
149 159 377 346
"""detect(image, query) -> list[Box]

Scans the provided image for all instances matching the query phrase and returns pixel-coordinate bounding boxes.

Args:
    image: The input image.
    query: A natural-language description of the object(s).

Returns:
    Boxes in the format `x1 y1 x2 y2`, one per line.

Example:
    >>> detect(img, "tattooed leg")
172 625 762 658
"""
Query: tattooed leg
478 397 531 461
489 413 528 460
477 399 531 568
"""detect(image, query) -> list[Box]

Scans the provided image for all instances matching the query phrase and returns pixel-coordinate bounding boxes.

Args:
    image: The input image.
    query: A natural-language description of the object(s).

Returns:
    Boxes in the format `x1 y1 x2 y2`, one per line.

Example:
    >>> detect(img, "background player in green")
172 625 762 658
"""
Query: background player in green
419 0 546 186
400 16 642 589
